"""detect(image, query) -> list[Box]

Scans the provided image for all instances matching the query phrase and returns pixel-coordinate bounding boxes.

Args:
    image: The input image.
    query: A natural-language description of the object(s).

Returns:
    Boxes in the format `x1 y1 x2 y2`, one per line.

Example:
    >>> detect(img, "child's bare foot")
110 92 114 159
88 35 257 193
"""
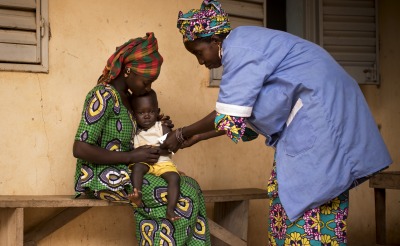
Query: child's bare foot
128 188 143 207
166 209 181 222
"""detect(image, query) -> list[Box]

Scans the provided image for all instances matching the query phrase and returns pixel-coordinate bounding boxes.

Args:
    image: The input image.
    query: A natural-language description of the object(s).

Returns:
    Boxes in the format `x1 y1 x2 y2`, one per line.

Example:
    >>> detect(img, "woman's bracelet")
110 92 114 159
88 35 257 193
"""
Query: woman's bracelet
175 127 186 144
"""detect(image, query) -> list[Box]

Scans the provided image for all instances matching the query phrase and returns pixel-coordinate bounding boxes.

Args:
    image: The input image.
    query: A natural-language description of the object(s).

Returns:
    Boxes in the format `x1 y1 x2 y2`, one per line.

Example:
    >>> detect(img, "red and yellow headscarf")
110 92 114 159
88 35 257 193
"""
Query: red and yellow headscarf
99 32 163 84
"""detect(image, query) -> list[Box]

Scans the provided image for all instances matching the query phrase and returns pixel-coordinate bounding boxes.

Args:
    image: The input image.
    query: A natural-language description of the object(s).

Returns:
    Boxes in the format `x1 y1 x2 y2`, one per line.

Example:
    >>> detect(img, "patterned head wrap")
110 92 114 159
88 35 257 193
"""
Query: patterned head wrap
98 32 163 84
177 0 231 42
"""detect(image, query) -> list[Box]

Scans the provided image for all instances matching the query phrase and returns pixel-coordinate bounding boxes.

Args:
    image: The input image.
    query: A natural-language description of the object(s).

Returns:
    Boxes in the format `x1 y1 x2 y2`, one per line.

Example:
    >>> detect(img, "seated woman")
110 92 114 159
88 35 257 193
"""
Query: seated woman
72 32 210 245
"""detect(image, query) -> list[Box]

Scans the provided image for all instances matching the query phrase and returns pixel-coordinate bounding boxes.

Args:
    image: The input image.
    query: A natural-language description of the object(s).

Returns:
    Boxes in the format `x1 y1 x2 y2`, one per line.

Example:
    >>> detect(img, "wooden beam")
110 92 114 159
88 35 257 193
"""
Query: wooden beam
374 188 386 245
24 207 91 245
208 219 246 246
0 195 121 208
203 188 268 203
369 171 400 189
0 188 268 207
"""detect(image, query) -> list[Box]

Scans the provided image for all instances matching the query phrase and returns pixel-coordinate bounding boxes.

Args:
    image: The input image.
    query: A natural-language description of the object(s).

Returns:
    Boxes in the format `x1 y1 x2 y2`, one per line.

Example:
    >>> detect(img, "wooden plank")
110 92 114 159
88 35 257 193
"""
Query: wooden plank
0 42 38 63
229 16 263 28
0 9 36 30
0 195 127 208
203 188 268 203
0 29 36 44
329 52 376 62
0 189 268 208
0 208 24 246
323 0 374 8
323 37 376 46
323 22 376 32
24 207 91 245
208 219 246 246
0 0 36 10
323 6 375 16
0 62 48 73
369 171 400 189
220 0 264 20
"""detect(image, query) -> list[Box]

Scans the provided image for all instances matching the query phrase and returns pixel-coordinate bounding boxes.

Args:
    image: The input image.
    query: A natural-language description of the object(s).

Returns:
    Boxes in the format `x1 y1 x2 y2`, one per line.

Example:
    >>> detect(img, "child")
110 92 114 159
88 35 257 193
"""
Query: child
128 89 181 221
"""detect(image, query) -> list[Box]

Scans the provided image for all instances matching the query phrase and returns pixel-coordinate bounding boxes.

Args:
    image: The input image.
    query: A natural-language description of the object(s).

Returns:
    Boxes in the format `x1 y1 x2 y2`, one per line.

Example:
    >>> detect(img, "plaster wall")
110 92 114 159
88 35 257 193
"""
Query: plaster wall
0 0 398 245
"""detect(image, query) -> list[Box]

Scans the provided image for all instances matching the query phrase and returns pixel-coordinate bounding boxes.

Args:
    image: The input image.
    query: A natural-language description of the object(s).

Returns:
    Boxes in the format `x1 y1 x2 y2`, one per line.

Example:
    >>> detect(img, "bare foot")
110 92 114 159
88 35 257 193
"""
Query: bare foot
128 188 143 207
166 209 181 222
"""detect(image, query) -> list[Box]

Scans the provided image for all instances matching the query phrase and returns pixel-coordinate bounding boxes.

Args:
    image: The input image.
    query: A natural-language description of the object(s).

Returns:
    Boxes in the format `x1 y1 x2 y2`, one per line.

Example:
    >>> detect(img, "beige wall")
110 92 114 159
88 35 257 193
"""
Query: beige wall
0 0 398 245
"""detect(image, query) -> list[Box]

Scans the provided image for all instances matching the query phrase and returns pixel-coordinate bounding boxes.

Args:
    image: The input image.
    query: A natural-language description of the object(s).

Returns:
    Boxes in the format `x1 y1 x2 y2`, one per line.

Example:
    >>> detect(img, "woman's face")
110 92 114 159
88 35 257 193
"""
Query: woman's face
184 38 222 69
126 73 155 96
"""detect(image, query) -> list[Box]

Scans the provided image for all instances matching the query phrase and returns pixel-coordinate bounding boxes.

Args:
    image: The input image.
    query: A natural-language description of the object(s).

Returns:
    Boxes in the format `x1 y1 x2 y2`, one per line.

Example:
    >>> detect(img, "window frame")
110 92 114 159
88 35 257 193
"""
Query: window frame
0 0 49 73
291 0 380 85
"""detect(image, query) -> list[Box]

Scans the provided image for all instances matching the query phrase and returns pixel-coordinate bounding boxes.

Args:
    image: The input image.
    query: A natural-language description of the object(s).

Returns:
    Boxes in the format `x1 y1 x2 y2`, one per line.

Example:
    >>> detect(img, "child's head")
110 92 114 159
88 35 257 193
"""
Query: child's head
130 89 160 130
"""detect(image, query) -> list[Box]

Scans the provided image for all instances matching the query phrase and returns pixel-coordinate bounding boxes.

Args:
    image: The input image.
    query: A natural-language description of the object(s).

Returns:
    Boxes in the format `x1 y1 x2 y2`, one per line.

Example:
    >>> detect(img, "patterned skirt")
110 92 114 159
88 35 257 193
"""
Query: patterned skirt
267 160 348 245
75 163 210 245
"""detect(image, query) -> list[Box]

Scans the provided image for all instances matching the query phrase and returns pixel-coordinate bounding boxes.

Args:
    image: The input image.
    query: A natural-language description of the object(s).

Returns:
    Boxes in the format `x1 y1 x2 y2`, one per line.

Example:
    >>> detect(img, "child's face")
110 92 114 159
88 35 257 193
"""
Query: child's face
132 96 159 130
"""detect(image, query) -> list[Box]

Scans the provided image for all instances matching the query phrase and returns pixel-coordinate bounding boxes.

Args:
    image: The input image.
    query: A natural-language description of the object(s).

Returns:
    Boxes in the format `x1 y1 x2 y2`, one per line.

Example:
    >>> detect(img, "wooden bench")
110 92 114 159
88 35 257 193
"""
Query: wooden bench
0 188 268 246
369 171 400 246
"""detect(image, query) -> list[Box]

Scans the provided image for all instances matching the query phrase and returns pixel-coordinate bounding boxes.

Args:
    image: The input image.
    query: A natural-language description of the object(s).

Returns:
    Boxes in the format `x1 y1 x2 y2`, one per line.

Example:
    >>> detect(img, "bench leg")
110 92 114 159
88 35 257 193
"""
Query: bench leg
24 207 91 245
374 188 386 245
211 200 249 246
0 208 24 246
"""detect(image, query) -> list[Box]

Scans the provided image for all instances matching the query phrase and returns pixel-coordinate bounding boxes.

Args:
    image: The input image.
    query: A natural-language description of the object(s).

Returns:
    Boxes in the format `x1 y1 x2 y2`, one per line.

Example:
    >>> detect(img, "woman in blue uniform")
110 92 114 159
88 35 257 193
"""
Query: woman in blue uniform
161 0 392 245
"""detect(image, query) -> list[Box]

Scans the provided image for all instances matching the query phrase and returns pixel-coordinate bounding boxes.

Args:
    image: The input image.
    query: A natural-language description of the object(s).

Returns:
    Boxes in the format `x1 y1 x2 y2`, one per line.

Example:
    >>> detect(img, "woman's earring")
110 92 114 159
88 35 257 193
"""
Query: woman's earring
218 44 222 60
124 68 131 78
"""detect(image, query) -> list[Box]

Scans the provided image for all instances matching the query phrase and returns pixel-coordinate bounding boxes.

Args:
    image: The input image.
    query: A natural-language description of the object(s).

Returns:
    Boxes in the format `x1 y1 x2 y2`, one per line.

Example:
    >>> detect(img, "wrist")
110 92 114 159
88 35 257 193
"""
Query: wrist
175 127 187 144
181 126 188 139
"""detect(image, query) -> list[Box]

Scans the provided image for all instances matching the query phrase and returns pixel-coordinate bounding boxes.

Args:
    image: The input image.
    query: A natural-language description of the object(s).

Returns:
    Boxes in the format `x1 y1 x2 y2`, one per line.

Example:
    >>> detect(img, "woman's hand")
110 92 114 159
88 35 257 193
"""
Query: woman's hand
158 113 174 129
180 135 201 149
128 145 160 164
160 130 182 153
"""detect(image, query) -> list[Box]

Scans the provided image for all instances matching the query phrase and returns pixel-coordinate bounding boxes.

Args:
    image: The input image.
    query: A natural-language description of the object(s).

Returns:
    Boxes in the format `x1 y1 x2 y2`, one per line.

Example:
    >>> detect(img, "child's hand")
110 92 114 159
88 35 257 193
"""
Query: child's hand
156 146 172 156
158 113 174 129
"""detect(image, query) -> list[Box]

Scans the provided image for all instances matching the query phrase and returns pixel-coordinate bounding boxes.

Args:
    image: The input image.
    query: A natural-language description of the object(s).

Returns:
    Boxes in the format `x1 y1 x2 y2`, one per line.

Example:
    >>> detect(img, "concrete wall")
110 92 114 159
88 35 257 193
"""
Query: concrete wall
0 0 398 245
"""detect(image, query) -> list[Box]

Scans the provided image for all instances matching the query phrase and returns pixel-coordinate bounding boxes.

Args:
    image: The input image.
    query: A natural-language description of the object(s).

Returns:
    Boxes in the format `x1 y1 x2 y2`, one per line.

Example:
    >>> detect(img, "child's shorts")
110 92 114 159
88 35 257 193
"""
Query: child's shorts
132 161 179 177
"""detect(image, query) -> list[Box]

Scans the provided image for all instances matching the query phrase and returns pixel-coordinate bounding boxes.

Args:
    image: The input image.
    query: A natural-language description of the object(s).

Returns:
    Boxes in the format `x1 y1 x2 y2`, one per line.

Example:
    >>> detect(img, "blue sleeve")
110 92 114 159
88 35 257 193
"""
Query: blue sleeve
216 46 274 117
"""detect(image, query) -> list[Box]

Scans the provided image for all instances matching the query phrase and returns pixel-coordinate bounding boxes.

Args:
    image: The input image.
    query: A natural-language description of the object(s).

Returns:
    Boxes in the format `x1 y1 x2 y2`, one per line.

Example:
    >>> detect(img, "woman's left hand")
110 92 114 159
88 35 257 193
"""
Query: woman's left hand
158 113 174 129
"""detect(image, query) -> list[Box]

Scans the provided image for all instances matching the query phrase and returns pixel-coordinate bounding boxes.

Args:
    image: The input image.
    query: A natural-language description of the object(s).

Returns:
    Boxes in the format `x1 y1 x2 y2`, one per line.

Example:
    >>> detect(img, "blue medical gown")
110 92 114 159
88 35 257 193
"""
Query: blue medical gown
216 26 392 221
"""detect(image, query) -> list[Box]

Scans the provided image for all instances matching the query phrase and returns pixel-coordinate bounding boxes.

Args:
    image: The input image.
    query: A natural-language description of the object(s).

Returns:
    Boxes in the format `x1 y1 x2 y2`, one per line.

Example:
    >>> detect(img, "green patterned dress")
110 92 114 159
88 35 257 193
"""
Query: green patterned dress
74 84 210 245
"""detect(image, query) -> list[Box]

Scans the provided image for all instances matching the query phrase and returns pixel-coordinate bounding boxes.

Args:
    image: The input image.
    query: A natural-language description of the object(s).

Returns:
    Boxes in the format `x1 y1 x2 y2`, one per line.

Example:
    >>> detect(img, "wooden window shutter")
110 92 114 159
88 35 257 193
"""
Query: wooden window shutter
318 0 379 84
210 0 266 87
0 0 49 72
